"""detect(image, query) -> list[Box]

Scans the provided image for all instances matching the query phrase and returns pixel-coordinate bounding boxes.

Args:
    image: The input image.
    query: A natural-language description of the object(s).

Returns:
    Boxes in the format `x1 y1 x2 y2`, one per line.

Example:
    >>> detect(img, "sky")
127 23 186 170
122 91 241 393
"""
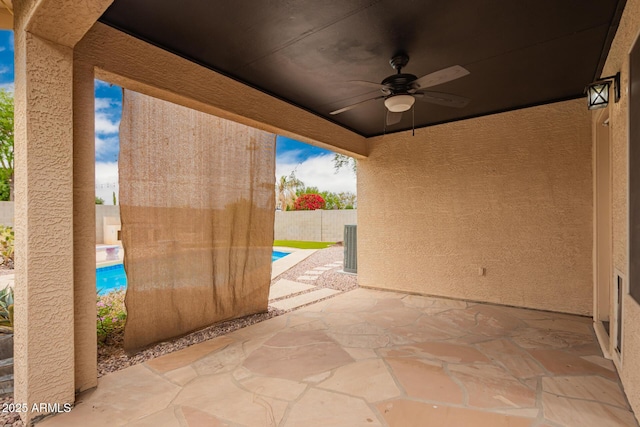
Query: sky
0 30 356 204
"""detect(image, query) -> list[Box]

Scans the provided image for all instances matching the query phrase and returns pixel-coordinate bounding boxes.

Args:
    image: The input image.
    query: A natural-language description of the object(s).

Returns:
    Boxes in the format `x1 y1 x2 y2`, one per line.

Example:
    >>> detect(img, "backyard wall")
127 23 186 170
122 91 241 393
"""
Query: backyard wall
358 98 593 315
0 202 121 244
598 0 640 416
0 201 12 227
274 209 356 242
95 204 120 244
0 204 355 244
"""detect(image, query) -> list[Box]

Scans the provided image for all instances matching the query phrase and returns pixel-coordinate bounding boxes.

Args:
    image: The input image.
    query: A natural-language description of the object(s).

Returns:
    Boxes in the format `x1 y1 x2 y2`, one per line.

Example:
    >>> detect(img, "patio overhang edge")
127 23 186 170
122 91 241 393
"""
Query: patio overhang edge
76 22 368 159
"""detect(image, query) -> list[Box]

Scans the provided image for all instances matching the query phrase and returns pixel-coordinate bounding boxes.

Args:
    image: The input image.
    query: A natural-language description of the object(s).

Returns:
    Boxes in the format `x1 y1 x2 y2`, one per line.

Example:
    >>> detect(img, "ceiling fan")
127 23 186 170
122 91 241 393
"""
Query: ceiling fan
330 53 471 126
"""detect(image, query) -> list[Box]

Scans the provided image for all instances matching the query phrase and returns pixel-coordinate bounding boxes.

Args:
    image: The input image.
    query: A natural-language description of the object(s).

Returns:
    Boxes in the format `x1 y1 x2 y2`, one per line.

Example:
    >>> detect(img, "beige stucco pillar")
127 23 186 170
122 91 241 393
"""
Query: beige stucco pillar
73 57 97 394
13 29 76 421
11 0 112 422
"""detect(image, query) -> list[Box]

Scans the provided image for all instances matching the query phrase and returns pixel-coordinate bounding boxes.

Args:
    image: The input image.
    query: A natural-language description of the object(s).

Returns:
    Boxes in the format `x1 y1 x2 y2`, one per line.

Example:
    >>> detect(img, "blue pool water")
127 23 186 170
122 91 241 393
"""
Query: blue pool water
272 250 290 262
97 250 290 294
96 264 127 295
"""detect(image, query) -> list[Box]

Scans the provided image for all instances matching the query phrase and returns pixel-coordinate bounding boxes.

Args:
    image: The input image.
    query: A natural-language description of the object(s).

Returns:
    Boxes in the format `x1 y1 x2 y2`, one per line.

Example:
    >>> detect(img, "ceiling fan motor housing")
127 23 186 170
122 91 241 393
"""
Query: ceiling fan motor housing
381 73 418 95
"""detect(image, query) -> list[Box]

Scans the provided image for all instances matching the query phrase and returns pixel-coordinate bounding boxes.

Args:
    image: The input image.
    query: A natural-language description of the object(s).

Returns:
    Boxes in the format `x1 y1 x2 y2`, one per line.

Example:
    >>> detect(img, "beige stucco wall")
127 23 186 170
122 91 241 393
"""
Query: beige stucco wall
96 204 120 244
359 98 593 315
14 28 77 420
12 0 113 422
599 0 640 416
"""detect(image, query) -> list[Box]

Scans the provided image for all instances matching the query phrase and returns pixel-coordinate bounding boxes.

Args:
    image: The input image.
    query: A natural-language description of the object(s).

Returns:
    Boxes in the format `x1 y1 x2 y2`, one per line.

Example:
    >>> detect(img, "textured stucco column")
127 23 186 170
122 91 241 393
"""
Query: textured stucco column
73 57 97 393
12 0 113 421
13 29 75 422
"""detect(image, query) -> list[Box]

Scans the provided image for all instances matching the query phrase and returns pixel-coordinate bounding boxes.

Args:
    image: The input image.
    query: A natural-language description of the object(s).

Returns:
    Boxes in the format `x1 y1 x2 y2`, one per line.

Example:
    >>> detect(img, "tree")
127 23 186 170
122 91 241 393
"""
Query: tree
320 191 341 210
296 186 320 197
95 196 105 205
296 187 357 210
276 171 304 211
294 193 325 210
339 191 357 209
333 153 356 174
0 177 9 202
112 191 117 205
0 90 14 201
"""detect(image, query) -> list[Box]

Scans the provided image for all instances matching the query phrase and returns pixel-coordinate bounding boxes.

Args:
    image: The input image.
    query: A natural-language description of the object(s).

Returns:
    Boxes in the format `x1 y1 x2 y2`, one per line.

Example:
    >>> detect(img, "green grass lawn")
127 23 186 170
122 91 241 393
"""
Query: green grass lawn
273 240 335 249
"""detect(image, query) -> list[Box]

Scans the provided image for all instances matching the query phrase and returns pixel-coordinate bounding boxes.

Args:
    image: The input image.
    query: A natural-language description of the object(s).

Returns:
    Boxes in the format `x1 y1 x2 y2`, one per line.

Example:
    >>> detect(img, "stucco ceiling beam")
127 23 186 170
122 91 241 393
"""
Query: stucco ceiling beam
76 23 367 158
22 0 112 48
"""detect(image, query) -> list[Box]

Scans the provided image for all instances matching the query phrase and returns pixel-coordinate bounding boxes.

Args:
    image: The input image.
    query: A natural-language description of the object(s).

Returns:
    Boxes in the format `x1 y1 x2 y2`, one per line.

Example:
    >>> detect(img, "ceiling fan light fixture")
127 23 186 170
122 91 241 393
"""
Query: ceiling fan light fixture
384 94 415 112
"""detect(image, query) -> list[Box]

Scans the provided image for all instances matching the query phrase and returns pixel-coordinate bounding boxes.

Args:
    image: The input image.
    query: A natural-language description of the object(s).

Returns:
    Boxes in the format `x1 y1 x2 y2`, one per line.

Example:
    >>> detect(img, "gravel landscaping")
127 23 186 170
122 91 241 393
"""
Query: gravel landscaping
273 245 358 293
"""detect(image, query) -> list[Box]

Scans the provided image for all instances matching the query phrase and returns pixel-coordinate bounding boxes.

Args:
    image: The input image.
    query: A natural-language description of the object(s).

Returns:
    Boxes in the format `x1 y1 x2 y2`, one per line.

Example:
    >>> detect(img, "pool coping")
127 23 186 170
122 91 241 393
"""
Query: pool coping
271 247 317 280
95 246 316 281
0 246 320 290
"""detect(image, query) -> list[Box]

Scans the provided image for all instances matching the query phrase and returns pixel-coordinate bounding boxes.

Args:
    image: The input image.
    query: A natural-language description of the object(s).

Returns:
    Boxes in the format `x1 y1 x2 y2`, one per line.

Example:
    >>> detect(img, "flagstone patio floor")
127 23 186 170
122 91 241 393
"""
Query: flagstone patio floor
39 288 637 427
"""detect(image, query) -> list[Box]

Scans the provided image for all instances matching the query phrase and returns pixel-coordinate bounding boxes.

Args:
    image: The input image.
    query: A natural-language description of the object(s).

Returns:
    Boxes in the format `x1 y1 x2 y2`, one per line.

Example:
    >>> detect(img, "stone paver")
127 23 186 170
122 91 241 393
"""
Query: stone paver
146 336 234 373
542 392 637 427
318 359 401 402
285 388 382 427
39 288 639 427
542 376 629 408
386 357 464 404
303 270 323 275
295 275 319 281
378 399 534 427
270 288 339 311
268 279 316 300
448 363 536 409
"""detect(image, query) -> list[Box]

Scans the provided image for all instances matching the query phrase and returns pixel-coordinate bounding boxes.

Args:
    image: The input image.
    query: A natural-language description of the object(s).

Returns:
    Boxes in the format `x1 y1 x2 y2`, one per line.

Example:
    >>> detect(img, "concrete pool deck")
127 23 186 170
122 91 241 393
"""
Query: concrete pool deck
271 247 316 279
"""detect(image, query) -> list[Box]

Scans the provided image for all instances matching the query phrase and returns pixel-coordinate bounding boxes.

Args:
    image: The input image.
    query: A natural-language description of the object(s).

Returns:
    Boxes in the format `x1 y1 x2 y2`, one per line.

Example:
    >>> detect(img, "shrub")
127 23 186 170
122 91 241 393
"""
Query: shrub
0 225 14 268
0 285 13 332
294 193 326 210
97 289 127 344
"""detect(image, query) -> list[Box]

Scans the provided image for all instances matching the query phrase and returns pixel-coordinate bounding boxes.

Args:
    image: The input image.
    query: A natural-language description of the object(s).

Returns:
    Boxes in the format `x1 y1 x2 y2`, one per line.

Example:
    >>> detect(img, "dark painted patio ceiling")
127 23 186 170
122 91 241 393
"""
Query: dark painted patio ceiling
99 0 626 137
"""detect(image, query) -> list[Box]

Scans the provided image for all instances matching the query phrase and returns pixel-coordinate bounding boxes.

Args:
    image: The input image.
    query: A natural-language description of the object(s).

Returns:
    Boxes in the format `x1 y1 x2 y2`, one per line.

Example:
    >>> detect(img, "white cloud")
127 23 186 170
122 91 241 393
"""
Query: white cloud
95 135 119 159
95 97 121 135
95 112 120 135
275 149 306 164
95 161 119 205
0 82 13 93
95 98 113 111
276 153 356 194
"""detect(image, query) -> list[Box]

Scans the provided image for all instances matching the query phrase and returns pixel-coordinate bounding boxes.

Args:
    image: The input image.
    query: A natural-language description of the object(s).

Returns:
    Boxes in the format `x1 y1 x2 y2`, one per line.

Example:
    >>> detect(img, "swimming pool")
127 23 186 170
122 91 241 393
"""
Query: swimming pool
271 250 290 262
97 250 290 294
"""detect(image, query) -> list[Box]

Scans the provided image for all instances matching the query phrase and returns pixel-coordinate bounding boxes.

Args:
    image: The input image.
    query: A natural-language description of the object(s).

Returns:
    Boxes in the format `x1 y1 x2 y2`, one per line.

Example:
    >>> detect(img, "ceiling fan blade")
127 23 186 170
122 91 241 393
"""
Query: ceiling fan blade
386 111 403 126
414 91 470 108
412 65 470 90
348 80 390 90
330 95 385 115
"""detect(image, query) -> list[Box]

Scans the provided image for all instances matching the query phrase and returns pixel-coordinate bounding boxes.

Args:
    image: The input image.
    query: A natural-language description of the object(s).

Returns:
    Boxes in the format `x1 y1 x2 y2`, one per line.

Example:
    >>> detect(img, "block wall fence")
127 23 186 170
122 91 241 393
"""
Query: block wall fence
0 202 356 243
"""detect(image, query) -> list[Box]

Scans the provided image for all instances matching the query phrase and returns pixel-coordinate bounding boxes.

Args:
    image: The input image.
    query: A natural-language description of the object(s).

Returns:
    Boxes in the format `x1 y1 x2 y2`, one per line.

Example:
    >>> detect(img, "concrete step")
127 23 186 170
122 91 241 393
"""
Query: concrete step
270 288 340 311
